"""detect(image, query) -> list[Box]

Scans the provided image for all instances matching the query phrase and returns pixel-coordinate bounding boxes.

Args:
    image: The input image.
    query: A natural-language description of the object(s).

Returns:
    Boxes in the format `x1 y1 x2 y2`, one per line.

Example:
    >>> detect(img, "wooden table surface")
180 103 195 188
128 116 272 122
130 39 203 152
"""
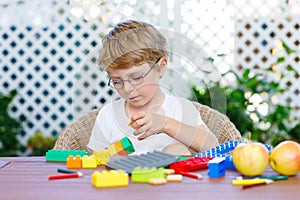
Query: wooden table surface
0 156 299 200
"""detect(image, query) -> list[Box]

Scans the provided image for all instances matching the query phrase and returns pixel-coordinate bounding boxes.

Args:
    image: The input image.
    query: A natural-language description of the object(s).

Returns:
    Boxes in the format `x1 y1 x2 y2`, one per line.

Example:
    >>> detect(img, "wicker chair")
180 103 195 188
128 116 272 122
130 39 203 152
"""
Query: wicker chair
53 101 244 152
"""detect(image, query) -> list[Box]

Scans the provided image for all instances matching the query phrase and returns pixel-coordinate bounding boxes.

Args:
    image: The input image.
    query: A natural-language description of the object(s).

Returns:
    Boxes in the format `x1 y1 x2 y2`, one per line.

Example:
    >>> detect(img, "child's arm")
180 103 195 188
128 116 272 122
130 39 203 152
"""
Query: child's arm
131 112 219 152
163 118 219 152
162 143 192 156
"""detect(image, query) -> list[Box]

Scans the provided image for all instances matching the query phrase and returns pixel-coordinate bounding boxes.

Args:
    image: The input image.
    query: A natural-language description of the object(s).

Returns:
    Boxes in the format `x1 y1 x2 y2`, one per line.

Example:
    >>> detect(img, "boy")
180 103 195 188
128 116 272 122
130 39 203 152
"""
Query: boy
87 20 218 155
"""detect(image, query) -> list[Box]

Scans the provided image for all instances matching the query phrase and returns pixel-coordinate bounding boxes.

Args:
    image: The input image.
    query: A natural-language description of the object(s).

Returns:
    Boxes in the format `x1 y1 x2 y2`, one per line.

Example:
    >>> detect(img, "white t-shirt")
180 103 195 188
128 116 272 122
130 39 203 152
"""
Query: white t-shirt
87 94 205 155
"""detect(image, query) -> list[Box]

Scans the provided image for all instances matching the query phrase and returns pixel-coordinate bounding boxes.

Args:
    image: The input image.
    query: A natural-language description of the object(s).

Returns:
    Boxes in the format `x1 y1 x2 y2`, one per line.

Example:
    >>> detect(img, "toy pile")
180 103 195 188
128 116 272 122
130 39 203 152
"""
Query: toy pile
46 138 300 189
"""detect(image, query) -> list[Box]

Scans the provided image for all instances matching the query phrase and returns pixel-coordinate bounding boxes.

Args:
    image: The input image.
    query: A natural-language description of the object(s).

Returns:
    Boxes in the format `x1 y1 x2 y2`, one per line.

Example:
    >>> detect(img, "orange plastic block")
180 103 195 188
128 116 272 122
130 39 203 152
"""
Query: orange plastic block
93 150 110 165
107 145 117 156
114 141 123 152
66 155 82 169
82 155 97 168
92 170 129 188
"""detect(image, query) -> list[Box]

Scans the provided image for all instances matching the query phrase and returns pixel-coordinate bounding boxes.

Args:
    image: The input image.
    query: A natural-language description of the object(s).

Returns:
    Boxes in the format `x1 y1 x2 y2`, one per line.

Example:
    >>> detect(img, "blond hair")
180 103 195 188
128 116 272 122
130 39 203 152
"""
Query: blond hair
98 20 169 71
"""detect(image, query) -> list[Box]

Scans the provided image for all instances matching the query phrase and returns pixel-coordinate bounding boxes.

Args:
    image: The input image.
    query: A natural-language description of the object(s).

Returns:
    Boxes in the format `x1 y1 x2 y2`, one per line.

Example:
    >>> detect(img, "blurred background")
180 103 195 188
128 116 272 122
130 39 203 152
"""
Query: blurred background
0 0 299 156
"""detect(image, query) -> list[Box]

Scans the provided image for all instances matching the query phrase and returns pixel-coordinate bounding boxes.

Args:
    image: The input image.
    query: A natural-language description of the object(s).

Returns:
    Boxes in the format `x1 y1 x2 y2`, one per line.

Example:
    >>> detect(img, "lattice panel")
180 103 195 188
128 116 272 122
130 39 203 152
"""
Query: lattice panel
177 0 235 75
0 0 167 150
234 15 300 116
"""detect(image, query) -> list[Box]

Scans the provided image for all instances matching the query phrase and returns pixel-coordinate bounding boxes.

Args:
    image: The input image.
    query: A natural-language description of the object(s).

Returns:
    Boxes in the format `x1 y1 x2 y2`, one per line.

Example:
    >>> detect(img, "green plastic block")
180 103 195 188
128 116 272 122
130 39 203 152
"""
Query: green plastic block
131 167 166 183
120 137 135 154
178 156 189 161
45 149 88 162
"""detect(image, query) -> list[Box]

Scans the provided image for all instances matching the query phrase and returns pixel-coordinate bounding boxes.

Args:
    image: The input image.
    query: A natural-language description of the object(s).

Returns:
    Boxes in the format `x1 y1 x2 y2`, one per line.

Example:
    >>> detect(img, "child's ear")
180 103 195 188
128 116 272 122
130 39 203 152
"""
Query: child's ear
157 56 168 78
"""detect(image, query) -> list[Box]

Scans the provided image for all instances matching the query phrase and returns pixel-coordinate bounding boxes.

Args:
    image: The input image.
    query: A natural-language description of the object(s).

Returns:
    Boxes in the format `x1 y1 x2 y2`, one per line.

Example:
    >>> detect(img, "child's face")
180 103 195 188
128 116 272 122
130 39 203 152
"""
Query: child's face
107 61 164 108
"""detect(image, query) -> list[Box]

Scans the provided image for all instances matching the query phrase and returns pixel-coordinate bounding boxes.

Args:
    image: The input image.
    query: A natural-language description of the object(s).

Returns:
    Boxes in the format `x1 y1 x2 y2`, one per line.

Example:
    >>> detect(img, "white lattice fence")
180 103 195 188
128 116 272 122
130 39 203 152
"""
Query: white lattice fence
233 0 300 116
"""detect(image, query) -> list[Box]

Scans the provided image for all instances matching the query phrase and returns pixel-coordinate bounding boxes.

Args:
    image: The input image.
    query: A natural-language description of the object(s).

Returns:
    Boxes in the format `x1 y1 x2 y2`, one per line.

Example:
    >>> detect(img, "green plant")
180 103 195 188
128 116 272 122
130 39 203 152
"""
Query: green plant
190 52 300 147
0 89 26 156
27 130 56 156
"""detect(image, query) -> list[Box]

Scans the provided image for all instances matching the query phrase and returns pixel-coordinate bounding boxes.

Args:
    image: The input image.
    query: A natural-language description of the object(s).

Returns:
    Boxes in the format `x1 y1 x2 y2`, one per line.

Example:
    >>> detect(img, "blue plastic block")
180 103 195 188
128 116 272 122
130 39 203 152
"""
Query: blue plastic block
195 141 271 172
208 157 226 178
224 154 236 170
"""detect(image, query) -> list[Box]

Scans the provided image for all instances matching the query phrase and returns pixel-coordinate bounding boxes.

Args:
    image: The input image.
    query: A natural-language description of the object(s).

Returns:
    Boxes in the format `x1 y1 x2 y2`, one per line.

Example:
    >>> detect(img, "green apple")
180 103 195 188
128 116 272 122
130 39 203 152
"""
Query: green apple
269 140 300 176
233 142 269 176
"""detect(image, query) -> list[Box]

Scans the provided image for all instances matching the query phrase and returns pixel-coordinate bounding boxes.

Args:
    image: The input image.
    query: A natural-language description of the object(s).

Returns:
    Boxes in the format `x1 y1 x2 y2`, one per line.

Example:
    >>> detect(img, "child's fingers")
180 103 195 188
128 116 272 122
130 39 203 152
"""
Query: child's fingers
137 130 152 140
131 112 146 121
129 113 145 129
130 114 149 129
133 124 148 136
128 120 135 128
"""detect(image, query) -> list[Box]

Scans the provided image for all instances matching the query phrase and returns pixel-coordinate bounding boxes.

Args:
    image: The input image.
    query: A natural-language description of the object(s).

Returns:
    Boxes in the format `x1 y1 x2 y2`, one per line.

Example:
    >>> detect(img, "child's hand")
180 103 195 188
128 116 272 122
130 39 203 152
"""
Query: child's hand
130 112 168 140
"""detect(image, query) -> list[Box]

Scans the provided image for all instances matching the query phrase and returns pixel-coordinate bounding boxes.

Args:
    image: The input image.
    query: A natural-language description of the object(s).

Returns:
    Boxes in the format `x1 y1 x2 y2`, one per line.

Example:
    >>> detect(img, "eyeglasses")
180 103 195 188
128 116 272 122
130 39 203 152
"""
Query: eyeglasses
108 59 160 89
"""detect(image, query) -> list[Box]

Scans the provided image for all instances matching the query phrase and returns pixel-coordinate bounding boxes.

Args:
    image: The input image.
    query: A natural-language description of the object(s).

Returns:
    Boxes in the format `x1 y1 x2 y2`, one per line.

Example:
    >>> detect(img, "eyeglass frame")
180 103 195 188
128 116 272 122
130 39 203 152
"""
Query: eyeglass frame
107 58 161 89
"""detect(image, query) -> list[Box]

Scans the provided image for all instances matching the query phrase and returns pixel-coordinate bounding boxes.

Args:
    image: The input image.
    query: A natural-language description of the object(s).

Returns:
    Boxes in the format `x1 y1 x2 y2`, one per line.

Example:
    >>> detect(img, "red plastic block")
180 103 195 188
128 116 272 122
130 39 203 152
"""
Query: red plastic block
117 149 128 156
169 157 213 173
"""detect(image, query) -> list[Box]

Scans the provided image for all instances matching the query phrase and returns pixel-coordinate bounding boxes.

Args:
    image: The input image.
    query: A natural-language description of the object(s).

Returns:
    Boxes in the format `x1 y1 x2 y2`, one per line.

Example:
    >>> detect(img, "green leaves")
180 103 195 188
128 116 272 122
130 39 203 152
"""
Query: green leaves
190 67 298 147
0 89 26 156
27 131 56 156
282 42 296 54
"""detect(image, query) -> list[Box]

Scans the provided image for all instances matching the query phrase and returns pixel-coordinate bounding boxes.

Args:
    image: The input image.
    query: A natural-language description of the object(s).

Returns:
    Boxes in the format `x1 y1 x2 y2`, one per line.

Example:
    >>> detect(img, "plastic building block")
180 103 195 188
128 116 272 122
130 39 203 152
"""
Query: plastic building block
107 145 118 156
82 155 97 168
195 141 239 171
148 178 167 185
166 174 183 182
120 137 135 153
93 150 110 165
196 141 272 158
169 157 213 173
195 140 240 158
106 137 135 156
67 155 82 169
103 137 135 156
114 141 123 152
195 141 272 171
208 157 226 178
224 154 236 170
106 150 178 173
45 149 88 162
117 149 128 156
131 167 166 183
92 170 129 188
264 144 272 151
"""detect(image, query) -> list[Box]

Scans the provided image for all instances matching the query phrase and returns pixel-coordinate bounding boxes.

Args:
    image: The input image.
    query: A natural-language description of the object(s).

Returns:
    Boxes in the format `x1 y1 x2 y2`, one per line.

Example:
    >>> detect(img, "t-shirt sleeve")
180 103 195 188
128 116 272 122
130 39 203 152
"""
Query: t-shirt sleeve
87 108 111 151
180 98 205 126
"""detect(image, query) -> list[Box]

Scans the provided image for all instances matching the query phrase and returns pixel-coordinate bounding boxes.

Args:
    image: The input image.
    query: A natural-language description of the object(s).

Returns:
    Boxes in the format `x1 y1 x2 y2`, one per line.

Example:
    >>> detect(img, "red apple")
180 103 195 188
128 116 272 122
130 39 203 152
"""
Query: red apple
269 140 300 176
232 142 269 176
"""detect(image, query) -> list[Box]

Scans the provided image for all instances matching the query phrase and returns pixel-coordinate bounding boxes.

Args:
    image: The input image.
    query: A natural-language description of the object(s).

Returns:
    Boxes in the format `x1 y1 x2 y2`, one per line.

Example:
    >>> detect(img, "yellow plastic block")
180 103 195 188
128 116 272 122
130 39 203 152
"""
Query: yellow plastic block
66 155 82 169
82 155 97 168
93 150 110 165
131 167 166 183
107 145 117 156
92 170 129 188
149 178 167 185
